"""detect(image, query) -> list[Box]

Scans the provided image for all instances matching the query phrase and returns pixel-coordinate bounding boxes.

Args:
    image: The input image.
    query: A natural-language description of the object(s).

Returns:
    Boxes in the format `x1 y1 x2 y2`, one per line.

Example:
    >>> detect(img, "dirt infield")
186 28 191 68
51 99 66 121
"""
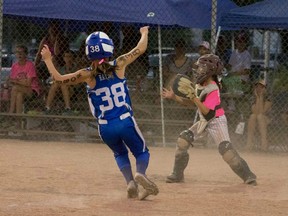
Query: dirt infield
0 139 287 216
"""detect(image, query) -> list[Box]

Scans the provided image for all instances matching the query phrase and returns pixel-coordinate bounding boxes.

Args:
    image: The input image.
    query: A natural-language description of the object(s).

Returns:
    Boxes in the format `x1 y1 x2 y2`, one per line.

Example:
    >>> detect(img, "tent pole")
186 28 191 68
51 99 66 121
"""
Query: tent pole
270 32 280 95
215 26 221 51
264 31 270 82
158 25 166 147
231 32 235 51
211 0 217 54
0 0 3 104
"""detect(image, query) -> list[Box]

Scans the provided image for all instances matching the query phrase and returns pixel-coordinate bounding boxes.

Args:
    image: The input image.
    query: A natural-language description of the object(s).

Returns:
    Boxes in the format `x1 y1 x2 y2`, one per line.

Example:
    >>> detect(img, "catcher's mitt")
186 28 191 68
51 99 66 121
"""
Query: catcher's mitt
172 74 196 100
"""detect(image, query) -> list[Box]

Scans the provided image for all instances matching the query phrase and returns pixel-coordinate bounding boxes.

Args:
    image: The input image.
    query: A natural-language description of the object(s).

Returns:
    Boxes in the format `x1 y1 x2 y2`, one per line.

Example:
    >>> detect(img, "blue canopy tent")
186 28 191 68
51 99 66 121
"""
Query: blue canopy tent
220 0 288 29
3 0 237 29
2 0 238 145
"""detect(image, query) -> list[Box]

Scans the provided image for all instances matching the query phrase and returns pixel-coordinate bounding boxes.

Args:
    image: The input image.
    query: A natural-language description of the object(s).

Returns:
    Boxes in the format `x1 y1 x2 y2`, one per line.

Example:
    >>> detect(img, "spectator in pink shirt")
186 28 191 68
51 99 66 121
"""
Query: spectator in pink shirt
8 45 40 114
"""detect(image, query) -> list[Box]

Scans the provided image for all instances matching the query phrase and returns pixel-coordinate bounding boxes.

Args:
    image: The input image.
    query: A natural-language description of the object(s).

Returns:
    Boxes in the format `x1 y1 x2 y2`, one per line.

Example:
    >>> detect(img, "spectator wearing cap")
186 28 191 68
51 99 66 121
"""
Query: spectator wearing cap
245 79 272 152
163 39 195 87
191 41 212 72
198 41 211 56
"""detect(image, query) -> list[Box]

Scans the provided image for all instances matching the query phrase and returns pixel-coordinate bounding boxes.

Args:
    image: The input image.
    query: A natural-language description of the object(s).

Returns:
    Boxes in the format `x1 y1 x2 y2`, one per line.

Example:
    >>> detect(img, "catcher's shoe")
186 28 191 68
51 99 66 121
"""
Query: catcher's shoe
134 173 159 200
244 173 257 186
166 172 184 183
127 180 138 198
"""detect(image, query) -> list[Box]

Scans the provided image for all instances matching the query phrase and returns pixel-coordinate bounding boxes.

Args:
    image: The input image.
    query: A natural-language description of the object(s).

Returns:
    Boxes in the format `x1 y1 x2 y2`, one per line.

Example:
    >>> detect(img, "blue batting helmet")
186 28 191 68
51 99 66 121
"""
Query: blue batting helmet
85 31 114 61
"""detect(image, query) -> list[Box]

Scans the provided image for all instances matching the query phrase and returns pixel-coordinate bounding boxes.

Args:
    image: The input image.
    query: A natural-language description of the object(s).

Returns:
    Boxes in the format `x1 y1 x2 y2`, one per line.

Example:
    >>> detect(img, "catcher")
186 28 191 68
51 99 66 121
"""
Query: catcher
162 54 257 185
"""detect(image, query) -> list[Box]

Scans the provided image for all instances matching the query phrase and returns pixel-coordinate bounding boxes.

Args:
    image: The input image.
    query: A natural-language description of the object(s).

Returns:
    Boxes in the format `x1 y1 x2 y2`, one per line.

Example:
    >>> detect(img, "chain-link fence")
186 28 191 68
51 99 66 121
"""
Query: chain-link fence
0 0 287 152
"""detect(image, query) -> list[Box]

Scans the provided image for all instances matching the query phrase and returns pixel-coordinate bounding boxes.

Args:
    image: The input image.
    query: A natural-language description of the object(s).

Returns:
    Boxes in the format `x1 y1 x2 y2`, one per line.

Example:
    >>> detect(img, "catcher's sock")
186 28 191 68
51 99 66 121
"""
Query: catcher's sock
121 166 134 184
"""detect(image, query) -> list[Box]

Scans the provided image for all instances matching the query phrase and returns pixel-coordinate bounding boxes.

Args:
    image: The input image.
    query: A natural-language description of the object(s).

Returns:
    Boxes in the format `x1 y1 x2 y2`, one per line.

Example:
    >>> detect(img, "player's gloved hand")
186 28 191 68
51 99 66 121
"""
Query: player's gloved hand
172 74 196 100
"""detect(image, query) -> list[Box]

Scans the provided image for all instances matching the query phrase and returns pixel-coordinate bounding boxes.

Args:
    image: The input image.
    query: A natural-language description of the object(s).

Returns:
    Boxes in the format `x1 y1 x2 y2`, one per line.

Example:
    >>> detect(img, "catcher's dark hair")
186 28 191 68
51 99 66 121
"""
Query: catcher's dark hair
212 74 222 90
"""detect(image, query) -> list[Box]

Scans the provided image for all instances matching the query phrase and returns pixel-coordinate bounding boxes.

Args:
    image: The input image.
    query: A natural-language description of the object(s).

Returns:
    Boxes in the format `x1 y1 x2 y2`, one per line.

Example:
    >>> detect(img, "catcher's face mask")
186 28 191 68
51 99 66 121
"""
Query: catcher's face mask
194 63 209 84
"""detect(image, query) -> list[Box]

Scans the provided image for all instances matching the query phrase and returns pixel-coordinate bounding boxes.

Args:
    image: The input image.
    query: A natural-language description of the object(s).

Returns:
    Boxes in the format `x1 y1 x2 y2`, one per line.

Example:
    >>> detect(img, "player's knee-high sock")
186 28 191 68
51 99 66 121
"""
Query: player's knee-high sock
121 166 134 184
116 154 133 184
136 151 150 175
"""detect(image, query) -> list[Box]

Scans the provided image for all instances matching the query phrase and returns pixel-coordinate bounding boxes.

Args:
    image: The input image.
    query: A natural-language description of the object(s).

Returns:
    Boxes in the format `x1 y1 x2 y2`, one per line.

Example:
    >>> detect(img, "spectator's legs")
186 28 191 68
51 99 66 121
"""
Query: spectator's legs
257 114 269 151
246 114 257 150
9 85 32 113
60 85 71 109
16 92 24 114
9 85 32 129
45 83 59 109
9 86 17 113
15 85 32 113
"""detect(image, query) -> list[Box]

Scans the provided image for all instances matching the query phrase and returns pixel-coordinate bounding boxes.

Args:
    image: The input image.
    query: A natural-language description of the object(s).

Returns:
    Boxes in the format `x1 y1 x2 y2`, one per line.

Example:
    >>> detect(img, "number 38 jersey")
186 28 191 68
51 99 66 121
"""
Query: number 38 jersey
87 70 133 121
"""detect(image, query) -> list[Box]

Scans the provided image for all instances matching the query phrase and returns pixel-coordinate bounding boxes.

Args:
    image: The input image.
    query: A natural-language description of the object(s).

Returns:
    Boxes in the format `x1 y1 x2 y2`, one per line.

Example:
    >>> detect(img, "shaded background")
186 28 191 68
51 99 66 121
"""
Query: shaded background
0 0 287 152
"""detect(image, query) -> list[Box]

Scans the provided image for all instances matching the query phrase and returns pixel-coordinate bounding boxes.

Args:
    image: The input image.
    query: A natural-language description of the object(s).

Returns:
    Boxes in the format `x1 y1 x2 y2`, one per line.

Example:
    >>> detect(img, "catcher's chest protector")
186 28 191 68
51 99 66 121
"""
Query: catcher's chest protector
196 83 220 130
198 83 219 102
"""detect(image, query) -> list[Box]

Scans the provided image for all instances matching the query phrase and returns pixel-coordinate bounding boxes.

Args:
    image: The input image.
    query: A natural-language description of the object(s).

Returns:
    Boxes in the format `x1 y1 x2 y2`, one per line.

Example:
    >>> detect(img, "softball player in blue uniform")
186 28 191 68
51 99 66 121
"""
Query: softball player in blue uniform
41 26 158 200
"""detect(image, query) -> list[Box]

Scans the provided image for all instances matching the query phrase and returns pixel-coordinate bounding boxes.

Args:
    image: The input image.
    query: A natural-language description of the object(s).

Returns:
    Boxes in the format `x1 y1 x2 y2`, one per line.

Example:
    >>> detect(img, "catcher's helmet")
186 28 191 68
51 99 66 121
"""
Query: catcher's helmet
85 31 114 61
194 54 224 84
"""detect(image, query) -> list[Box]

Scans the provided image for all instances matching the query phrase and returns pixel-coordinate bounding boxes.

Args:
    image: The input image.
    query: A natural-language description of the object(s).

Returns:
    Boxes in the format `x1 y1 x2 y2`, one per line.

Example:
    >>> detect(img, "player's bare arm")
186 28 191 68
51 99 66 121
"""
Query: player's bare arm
52 70 88 85
192 97 209 115
41 45 91 85
116 26 149 78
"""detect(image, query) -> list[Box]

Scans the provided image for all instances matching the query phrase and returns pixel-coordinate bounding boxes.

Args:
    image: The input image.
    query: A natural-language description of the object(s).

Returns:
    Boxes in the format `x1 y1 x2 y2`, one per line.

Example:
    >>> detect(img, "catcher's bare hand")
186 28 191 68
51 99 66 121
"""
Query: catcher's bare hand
161 87 175 100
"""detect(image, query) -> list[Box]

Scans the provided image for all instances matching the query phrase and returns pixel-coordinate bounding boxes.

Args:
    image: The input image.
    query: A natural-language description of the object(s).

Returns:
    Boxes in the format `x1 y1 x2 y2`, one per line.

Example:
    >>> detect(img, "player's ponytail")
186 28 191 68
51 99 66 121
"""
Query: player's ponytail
100 61 117 76
212 74 222 90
